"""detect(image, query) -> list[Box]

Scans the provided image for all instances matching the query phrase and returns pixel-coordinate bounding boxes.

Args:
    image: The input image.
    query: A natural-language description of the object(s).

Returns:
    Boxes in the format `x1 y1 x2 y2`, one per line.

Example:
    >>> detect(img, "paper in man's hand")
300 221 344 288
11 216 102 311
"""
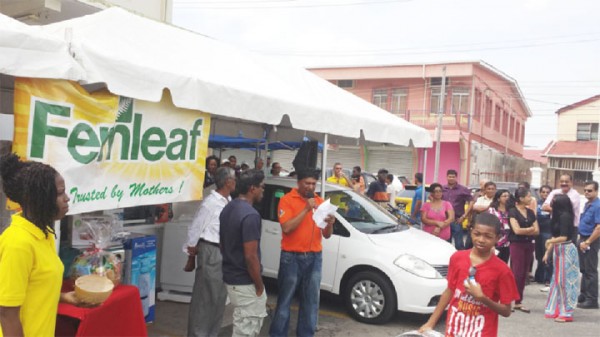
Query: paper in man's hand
312 199 338 229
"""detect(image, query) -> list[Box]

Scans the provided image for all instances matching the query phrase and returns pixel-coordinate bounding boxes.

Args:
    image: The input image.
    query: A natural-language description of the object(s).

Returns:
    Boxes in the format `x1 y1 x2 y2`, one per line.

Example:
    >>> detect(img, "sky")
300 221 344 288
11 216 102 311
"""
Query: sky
171 0 600 149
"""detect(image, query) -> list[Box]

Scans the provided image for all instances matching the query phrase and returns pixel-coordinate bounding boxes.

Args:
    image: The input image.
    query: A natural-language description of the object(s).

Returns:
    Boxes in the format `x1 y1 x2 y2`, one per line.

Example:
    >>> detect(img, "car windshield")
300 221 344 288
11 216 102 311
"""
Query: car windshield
325 189 401 234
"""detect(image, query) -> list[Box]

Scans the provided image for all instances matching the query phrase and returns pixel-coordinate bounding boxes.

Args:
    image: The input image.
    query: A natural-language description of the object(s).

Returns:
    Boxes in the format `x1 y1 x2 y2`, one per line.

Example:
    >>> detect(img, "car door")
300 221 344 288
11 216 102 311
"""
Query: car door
257 184 289 278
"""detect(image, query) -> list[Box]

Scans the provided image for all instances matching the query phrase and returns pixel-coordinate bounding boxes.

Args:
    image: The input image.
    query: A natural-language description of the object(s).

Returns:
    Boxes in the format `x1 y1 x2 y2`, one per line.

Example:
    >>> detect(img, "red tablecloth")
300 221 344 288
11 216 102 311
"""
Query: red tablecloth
56 284 148 337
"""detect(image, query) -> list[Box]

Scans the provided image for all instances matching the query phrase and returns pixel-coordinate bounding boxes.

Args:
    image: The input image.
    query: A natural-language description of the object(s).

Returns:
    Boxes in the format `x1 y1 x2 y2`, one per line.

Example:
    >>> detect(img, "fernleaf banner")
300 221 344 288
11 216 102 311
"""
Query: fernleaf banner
12 78 211 215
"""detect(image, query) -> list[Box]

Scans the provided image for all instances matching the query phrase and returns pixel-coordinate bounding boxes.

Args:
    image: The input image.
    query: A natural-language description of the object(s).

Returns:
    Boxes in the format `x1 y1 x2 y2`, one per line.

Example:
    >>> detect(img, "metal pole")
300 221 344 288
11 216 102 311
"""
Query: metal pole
433 66 446 182
422 148 428 205
502 98 512 181
321 133 329 199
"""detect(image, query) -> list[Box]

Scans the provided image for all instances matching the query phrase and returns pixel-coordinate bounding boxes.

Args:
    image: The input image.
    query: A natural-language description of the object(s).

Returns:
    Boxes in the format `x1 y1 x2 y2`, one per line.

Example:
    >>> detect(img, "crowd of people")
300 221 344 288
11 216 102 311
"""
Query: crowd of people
415 170 600 335
199 154 600 335
3 147 599 337
187 156 337 337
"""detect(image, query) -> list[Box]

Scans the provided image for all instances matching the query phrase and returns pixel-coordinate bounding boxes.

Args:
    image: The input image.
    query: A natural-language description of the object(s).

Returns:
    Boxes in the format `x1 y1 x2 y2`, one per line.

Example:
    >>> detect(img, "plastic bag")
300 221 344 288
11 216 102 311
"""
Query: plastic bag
70 216 123 285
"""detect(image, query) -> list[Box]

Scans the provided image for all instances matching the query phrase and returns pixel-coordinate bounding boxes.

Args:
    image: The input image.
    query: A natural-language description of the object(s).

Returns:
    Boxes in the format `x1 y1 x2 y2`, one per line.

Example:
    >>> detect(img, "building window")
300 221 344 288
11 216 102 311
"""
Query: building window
576 123 599 141
520 123 525 144
372 89 388 110
474 89 482 121
484 97 492 127
337 80 354 88
509 116 515 139
502 110 509 135
515 121 521 142
430 77 450 86
430 87 443 114
390 88 408 116
451 88 469 115
494 105 502 131
574 171 593 185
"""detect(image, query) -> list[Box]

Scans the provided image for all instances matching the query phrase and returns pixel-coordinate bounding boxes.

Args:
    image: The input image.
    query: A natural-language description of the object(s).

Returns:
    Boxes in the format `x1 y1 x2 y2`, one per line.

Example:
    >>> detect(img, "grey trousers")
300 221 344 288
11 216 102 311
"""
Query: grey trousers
187 241 228 337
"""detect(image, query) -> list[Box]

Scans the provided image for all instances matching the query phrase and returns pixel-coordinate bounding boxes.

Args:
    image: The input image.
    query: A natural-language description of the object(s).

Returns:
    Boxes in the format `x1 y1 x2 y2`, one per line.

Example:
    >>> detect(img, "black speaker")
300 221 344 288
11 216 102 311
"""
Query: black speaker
292 140 319 171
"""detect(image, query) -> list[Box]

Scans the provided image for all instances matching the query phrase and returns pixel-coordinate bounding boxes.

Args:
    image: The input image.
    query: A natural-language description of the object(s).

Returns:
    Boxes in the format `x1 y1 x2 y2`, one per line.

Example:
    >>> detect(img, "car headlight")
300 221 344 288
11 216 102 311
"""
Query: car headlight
394 254 443 279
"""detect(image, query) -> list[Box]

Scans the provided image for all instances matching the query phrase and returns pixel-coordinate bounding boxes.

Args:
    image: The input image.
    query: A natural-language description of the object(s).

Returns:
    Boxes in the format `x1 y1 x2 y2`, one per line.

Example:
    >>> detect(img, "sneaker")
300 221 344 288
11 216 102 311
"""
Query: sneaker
540 286 550 292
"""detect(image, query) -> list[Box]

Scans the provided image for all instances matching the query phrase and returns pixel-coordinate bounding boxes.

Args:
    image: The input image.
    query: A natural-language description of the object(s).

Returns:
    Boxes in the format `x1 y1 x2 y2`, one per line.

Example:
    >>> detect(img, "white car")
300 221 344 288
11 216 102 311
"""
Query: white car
258 177 456 324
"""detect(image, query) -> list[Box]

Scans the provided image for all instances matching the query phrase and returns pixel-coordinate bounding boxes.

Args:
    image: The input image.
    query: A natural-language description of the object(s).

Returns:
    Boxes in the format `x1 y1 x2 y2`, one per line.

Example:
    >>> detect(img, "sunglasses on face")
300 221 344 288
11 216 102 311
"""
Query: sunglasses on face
584 189 595 193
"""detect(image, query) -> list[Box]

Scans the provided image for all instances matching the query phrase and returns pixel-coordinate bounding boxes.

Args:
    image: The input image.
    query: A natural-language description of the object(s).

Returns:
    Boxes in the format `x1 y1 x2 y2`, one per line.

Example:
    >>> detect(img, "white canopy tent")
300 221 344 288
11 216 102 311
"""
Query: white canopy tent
1 8 433 200
0 13 83 80
37 7 431 148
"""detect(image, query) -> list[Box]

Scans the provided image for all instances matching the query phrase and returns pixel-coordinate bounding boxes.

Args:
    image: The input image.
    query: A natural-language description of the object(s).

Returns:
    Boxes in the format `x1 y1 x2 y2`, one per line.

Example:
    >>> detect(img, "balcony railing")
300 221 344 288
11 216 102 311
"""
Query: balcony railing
392 109 470 131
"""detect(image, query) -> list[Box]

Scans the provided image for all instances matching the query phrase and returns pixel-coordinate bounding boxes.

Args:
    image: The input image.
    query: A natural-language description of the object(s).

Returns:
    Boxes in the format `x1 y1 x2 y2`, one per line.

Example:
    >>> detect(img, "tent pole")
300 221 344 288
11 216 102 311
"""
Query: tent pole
264 138 269 175
321 133 329 199
422 148 428 208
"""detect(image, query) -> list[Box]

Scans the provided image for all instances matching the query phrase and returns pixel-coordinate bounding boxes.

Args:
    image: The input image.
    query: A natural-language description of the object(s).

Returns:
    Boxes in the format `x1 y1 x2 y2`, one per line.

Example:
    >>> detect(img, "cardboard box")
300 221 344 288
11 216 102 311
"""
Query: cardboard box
123 234 157 323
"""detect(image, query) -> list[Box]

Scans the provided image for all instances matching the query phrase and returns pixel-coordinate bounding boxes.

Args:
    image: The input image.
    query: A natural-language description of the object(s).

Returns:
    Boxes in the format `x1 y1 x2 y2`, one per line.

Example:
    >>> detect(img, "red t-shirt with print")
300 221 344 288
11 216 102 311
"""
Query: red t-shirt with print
444 250 519 337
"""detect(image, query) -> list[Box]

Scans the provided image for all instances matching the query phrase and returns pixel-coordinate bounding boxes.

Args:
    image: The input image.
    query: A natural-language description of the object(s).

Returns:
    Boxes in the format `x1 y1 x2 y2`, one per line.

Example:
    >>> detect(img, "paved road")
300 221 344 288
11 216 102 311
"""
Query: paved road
148 274 599 337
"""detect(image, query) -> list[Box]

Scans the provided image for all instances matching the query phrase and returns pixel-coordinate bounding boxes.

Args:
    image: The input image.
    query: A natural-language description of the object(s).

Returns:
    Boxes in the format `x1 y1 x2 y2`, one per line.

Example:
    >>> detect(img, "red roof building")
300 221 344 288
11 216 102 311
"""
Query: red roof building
543 95 600 188
309 61 532 185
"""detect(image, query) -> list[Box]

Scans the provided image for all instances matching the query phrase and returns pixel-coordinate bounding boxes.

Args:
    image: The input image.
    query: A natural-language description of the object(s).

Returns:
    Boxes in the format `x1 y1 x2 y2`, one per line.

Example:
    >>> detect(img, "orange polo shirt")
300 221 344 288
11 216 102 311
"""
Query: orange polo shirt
278 188 324 253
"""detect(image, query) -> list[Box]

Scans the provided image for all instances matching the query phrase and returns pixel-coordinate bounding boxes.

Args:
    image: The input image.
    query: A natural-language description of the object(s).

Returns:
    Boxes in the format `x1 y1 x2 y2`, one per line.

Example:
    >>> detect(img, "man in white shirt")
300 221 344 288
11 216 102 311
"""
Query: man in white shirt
473 181 496 213
542 174 581 241
184 167 236 337
386 174 398 208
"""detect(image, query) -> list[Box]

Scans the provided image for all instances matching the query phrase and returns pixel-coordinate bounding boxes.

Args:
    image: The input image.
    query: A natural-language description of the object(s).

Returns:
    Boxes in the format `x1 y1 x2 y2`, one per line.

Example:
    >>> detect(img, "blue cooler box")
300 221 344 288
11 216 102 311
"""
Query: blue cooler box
123 234 157 323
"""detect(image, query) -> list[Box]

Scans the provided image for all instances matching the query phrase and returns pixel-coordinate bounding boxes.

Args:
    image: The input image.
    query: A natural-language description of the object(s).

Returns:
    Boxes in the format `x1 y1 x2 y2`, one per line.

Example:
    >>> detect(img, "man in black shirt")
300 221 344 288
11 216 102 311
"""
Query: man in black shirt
220 169 267 336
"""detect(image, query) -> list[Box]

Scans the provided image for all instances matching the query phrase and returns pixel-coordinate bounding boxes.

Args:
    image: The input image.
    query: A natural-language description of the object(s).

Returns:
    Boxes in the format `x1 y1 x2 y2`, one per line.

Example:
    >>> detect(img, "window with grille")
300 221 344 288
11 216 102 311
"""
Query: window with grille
372 89 388 110
494 105 502 131
430 87 442 114
508 116 515 139
576 123 599 141
474 90 482 121
502 111 509 135
451 88 469 115
391 88 408 115
484 98 493 126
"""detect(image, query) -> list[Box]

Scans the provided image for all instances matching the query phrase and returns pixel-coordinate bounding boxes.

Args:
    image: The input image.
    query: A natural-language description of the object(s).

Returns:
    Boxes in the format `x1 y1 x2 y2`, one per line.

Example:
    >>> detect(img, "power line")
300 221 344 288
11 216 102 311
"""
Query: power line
174 0 412 9
255 31 600 56
257 37 600 57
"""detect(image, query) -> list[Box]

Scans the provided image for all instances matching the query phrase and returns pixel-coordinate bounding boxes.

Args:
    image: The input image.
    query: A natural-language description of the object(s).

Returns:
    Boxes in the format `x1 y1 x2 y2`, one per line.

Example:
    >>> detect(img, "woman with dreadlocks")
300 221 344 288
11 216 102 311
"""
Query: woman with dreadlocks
0 153 80 336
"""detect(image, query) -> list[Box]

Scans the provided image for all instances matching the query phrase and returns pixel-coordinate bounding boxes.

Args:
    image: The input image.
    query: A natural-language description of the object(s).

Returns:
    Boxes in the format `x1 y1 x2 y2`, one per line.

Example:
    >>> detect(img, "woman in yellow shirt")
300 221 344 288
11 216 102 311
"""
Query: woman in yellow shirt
0 153 80 337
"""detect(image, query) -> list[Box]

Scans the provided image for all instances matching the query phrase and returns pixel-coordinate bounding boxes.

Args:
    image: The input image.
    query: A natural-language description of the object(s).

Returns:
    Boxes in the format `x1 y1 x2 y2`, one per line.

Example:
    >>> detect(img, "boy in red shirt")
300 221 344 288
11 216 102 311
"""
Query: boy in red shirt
420 212 519 337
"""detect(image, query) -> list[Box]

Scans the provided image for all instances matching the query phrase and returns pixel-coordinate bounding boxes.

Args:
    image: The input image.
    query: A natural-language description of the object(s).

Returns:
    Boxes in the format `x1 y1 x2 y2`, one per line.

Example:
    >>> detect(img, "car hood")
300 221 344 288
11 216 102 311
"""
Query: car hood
367 228 456 265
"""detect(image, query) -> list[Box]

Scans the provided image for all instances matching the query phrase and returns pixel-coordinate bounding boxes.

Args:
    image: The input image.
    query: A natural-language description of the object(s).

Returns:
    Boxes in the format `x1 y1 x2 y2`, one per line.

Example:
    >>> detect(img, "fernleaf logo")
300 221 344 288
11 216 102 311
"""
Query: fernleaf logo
116 97 133 123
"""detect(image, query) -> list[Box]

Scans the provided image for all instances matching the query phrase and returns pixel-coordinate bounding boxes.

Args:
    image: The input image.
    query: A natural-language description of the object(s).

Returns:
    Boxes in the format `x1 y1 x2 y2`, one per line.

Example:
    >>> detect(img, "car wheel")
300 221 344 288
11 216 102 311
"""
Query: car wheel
344 271 397 324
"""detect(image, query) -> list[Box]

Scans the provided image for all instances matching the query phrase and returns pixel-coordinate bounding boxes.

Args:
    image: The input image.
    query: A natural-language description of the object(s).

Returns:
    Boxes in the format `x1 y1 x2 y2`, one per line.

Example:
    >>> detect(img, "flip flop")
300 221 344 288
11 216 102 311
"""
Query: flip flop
554 317 573 323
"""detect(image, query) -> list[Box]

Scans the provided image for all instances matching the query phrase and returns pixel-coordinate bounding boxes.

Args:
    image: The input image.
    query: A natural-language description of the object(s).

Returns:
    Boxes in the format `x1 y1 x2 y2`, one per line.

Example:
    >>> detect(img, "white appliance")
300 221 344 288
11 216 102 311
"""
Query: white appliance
157 220 196 303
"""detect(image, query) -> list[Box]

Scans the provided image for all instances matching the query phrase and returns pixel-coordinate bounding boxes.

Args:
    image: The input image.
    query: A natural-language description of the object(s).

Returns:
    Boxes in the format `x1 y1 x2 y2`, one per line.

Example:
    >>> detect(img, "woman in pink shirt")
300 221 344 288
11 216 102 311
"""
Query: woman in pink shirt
421 183 455 242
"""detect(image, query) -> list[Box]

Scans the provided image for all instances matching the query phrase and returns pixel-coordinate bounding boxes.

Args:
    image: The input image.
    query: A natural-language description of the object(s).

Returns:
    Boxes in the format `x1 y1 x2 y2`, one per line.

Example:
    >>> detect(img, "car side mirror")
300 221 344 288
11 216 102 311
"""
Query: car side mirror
333 219 350 237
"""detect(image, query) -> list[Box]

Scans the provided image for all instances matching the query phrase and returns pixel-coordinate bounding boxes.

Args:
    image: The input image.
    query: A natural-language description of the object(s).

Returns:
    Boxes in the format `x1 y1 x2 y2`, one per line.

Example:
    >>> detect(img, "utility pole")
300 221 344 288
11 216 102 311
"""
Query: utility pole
502 98 512 181
433 66 446 182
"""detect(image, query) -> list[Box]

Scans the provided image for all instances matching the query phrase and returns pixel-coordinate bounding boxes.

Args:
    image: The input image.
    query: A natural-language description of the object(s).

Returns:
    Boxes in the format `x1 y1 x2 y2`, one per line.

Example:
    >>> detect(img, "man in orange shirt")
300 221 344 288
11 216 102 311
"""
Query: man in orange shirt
269 169 335 337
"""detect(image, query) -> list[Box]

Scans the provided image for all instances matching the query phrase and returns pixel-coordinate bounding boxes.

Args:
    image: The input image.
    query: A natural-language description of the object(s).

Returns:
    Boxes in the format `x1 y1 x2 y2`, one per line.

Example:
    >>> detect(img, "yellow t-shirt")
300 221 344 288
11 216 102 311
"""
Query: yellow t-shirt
326 175 351 187
0 213 64 337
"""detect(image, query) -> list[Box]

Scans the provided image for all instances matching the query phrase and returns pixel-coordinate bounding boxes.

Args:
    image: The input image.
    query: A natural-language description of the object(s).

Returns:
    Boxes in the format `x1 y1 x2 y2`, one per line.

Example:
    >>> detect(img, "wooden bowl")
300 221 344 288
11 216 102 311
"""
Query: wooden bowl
74 275 114 304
